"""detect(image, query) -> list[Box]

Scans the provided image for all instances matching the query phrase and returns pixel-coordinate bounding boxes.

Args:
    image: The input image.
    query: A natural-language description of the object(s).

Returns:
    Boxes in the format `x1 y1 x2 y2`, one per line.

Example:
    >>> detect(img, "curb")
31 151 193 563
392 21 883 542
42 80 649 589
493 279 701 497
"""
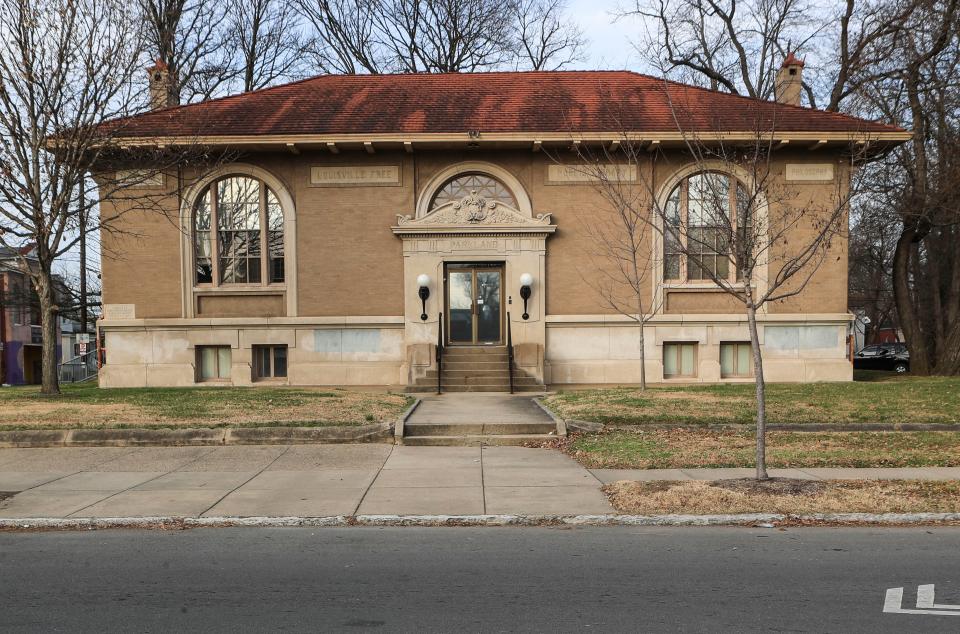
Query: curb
3 512 960 531
532 397 567 436
0 423 395 448
567 420 960 433
394 398 422 444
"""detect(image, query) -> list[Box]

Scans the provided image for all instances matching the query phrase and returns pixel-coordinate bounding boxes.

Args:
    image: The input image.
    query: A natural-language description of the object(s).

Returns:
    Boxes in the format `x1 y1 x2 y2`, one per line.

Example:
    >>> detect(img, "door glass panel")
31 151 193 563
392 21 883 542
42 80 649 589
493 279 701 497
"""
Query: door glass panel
476 271 501 343
448 271 474 342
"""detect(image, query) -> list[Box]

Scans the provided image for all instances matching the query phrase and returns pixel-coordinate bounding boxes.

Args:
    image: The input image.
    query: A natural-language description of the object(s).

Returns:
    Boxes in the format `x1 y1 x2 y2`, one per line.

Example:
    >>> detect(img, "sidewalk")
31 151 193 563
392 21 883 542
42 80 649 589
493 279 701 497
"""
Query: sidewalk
0 445 612 518
2 445 958 520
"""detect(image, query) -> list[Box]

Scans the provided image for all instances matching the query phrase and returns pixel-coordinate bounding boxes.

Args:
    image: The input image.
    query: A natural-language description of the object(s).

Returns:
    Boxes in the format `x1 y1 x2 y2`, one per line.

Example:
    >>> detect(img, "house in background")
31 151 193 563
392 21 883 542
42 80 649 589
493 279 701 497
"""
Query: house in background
93 67 909 390
0 246 63 385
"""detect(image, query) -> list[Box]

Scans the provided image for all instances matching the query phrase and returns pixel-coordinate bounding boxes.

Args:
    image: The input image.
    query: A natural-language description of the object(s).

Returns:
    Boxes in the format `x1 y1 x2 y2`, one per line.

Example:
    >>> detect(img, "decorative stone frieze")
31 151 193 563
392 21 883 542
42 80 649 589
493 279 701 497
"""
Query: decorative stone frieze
394 190 553 231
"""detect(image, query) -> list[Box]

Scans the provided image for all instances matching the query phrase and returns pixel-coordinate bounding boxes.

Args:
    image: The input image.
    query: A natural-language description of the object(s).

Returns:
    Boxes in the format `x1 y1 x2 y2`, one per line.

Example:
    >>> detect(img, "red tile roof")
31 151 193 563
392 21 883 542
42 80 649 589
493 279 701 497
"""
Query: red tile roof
106 70 904 138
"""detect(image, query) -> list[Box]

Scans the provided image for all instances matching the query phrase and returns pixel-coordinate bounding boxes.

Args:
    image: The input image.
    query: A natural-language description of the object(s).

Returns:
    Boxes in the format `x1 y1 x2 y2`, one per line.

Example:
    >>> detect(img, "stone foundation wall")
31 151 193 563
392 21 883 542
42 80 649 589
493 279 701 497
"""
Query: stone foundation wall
99 319 406 388
544 315 853 385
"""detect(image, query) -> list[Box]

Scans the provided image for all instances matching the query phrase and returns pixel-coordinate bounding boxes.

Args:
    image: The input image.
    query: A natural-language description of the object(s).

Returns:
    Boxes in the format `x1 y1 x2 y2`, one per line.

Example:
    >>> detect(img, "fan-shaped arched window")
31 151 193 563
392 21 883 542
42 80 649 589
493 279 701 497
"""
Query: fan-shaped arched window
663 171 751 282
193 175 285 285
429 172 518 210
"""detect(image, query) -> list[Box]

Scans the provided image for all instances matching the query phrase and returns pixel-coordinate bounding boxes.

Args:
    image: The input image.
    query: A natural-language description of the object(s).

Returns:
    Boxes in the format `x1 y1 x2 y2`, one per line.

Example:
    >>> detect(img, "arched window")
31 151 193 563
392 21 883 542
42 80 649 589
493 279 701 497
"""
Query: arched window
193 175 285 285
429 172 518 210
663 171 751 282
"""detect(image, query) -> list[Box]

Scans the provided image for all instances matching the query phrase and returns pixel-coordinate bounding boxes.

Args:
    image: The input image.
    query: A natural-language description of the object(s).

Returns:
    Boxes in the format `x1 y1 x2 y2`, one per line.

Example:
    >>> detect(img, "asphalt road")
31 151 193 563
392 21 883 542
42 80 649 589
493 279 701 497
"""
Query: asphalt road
1 526 959 632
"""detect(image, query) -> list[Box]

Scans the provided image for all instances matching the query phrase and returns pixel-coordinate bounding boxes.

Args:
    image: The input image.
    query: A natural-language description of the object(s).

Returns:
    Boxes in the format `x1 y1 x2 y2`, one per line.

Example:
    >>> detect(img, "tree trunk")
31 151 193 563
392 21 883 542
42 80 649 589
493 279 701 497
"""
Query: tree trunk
892 229 931 374
745 302 768 480
638 320 647 390
35 271 60 396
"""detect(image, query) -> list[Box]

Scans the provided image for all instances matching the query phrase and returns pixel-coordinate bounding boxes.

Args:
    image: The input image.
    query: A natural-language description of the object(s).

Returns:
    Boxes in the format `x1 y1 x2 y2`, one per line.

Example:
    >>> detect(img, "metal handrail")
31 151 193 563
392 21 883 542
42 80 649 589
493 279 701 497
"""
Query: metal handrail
436 312 443 395
58 349 99 383
506 311 514 394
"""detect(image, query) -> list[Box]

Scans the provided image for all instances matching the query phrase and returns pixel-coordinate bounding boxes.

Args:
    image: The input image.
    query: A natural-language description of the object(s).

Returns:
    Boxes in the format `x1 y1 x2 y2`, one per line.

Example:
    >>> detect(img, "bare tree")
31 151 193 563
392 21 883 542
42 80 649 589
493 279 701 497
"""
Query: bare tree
0 0 144 394
296 0 386 73
139 0 237 104
509 0 585 70
294 0 584 73
227 0 313 92
626 0 960 377
868 0 960 375
0 0 230 394
576 106 859 478
547 146 662 390
848 201 900 345
625 0 913 110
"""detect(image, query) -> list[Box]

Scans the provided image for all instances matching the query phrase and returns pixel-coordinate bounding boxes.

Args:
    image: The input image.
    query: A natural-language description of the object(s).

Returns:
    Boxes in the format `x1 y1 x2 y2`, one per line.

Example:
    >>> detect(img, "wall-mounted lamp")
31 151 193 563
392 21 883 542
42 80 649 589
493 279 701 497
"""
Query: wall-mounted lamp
519 272 533 320
417 274 431 321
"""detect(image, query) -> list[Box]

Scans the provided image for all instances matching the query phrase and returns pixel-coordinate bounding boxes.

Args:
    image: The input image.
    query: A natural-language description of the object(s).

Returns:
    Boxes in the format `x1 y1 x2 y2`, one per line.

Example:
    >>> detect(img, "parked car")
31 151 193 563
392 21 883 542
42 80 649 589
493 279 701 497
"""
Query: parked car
853 343 910 373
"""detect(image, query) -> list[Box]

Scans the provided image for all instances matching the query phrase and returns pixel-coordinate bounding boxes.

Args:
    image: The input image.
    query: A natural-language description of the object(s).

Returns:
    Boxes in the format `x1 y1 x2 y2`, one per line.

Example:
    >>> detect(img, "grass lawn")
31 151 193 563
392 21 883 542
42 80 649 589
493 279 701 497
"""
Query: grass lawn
0 382 413 430
543 371 960 426
604 479 960 515
567 429 960 469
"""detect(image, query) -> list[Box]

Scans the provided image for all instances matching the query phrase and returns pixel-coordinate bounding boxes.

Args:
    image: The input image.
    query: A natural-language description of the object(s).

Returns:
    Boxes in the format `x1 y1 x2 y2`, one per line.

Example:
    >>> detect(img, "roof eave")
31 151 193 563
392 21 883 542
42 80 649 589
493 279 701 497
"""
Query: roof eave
95 129 911 152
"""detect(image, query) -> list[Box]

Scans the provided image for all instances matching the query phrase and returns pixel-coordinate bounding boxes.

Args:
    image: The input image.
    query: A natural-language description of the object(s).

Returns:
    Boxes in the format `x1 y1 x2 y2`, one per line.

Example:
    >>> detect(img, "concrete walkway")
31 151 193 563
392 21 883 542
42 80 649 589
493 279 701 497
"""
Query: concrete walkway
0 445 612 518
2 445 958 519
408 393 555 425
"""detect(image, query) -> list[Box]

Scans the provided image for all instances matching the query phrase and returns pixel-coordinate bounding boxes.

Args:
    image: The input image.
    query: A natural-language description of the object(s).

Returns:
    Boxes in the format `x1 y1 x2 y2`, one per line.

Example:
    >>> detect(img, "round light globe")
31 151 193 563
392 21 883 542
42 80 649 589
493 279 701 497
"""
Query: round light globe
416 274 431 287
519 273 533 287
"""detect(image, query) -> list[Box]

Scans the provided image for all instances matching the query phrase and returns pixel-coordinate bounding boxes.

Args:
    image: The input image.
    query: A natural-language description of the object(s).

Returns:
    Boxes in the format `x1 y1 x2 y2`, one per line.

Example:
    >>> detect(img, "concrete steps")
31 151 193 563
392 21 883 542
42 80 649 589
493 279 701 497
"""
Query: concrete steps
401 434 555 446
406 345 546 394
404 422 558 436
408 384 545 393
400 388 560 446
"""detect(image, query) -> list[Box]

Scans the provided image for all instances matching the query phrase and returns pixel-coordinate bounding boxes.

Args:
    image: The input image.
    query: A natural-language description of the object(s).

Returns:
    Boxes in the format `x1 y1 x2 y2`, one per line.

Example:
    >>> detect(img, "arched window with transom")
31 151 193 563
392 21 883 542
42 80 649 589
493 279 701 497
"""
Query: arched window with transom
429 172 518 210
663 171 751 283
193 175 285 286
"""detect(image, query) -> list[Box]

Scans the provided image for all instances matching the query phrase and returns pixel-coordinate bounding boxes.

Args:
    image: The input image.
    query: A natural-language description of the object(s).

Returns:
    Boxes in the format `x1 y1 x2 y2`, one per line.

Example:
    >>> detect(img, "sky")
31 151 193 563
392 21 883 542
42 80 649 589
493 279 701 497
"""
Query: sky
566 0 646 70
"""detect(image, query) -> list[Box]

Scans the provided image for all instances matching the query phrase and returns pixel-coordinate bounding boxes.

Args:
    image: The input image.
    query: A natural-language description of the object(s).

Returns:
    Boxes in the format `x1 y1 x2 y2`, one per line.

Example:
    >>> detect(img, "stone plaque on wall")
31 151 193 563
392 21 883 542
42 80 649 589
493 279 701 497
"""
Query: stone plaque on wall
547 164 637 184
102 303 136 320
309 165 401 186
785 163 835 181
114 170 164 188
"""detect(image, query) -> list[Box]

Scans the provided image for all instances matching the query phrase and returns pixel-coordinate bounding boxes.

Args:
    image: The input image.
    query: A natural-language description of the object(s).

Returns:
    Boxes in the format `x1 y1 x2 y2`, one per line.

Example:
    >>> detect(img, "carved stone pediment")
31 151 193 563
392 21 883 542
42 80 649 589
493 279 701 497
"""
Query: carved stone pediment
395 190 553 229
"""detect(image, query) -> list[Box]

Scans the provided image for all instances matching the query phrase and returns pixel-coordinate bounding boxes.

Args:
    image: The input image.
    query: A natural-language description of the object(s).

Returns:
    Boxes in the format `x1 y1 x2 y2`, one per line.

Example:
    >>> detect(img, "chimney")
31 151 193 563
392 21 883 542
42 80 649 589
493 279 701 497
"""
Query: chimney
775 52 804 106
147 60 178 110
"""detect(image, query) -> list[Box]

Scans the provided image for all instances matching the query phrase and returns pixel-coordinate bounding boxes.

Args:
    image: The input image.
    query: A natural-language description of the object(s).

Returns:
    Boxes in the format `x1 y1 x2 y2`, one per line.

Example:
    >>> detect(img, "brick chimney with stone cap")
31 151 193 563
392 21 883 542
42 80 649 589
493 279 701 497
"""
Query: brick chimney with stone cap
775 52 804 106
146 60 178 110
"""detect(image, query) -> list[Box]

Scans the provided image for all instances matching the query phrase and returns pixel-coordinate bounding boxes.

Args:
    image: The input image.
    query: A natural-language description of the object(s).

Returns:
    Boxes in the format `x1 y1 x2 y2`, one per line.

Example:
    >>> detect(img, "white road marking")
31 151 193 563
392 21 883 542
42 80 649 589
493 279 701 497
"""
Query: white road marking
884 586 960 616
916 584 960 610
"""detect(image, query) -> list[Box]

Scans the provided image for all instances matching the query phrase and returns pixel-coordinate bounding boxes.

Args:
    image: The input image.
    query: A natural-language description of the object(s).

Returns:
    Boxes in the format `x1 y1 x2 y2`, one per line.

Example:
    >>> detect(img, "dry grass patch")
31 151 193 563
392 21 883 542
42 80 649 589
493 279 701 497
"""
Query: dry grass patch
544 373 960 426
568 429 960 469
604 479 960 514
0 383 413 429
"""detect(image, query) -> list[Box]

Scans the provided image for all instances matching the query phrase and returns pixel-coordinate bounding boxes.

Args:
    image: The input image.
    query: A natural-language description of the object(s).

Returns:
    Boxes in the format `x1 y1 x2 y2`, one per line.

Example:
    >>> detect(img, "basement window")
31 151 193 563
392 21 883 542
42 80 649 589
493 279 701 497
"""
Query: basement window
253 345 287 380
197 346 231 381
663 342 697 378
720 342 753 378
